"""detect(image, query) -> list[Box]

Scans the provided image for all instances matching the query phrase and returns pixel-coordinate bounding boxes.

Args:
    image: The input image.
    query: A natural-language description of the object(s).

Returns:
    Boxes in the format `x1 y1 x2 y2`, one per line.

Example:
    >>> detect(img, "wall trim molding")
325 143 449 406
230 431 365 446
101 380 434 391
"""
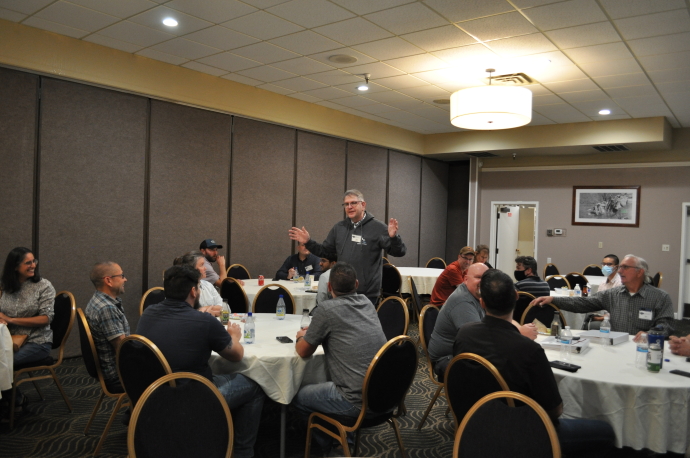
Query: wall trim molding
481 161 690 172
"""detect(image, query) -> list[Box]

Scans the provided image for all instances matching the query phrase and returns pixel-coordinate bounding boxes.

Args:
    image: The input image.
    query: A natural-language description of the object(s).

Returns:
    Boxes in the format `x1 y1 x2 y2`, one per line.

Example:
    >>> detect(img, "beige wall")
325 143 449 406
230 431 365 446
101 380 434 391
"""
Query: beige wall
517 207 535 258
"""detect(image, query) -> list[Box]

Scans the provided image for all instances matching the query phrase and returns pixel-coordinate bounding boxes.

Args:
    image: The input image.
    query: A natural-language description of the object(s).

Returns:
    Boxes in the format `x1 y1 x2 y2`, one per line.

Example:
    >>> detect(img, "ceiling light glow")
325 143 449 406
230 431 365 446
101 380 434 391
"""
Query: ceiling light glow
163 18 178 27
599 109 611 115
357 73 370 92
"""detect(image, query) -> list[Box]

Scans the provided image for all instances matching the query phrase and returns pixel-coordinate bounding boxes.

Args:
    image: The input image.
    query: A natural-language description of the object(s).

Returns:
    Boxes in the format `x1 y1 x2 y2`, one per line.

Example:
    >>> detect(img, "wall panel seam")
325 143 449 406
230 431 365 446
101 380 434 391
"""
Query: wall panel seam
142 98 152 293
228 116 234 261
32 76 42 254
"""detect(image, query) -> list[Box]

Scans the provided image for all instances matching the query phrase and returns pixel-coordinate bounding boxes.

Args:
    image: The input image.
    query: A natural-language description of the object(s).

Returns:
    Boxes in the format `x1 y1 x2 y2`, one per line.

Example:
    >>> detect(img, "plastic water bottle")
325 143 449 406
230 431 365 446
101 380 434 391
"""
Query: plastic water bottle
244 312 255 344
300 308 311 330
584 283 591 297
560 326 573 362
635 332 649 369
220 300 230 325
276 295 286 320
550 311 561 339
304 272 311 287
574 284 581 297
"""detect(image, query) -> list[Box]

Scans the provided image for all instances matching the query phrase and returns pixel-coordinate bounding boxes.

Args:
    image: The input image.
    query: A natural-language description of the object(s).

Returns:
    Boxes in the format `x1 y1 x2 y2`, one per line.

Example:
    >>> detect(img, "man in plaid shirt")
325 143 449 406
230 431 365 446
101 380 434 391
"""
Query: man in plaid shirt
531 254 673 339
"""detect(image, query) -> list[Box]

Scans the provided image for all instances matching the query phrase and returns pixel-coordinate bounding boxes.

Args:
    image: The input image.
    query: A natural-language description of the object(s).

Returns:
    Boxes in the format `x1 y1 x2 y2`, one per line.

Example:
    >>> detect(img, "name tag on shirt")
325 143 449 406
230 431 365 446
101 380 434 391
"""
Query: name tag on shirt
305 265 313 271
351 234 362 243
639 309 653 320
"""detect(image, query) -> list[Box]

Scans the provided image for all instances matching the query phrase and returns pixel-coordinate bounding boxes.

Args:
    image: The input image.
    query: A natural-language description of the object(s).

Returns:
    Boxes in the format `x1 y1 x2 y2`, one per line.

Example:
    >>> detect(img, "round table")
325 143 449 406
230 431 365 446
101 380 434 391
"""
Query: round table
540 331 690 453
549 275 608 330
397 267 444 295
240 279 319 313
0 323 13 399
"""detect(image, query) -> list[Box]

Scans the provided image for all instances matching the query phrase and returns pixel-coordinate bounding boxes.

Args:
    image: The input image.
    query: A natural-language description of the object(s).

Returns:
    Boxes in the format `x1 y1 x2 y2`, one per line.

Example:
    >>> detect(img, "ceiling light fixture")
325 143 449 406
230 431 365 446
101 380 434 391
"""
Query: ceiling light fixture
357 74 370 92
162 17 178 27
599 109 611 115
450 68 532 130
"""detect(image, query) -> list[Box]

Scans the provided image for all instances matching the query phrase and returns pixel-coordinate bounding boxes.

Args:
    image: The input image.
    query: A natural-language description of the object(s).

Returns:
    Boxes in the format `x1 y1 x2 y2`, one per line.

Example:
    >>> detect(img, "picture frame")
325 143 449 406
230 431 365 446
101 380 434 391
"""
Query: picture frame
572 186 640 227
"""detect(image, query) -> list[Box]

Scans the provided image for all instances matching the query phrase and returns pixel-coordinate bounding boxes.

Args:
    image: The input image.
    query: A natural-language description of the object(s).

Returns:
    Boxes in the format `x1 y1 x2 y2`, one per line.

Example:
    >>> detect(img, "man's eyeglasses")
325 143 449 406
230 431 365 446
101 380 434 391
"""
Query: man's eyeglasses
104 273 126 279
342 201 362 208
461 255 475 262
618 265 639 271
22 259 38 266
601 262 617 267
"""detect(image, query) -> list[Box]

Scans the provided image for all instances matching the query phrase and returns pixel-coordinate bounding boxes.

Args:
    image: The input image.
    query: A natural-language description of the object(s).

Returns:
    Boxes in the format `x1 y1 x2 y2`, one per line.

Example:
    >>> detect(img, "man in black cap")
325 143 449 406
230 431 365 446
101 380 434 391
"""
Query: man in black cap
199 239 227 288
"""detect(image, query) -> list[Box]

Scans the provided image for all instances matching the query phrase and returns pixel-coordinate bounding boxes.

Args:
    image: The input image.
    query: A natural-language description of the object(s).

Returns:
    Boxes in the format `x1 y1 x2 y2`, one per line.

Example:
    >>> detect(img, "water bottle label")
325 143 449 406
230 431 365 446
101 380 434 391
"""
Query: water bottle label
244 328 255 341
600 328 610 333
637 347 648 353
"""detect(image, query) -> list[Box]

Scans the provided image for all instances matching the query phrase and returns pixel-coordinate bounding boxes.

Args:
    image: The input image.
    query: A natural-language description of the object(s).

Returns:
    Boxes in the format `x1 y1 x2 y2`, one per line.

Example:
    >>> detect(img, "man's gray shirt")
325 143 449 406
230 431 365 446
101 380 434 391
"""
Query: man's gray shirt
316 269 331 306
428 283 484 362
552 283 674 336
202 258 219 285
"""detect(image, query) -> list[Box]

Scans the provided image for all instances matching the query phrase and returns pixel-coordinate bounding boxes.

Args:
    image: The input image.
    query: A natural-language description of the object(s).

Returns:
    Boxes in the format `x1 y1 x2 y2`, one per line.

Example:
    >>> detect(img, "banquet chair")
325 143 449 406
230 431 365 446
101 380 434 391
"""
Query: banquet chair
652 272 663 288
543 263 560 279
220 278 249 314
77 308 130 457
8 290 75 428
453 391 561 458
376 297 409 341
382 256 391 266
417 304 445 430
252 284 295 314
426 257 447 269
514 291 536 326
139 287 165 316
117 335 173 408
565 273 588 290
407 277 423 323
521 303 567 328
445 353 513 430
128 372 233 458
380 264 403 302
582 264 604 276
304 336 417 458
226 263 251 280
545 275 570 291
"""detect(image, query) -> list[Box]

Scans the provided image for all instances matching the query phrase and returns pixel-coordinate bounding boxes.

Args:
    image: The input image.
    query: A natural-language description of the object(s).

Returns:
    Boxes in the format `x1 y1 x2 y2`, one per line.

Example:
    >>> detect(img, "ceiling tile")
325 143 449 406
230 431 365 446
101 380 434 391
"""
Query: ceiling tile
599 0 686 20
593 72 651 88
459 12 538 42
0 7 25 21
328 95 379 108
181 61 228 76
98 21 175 47
301 86 353 99
270 57 334 75
165 0 256 23
22 16 90 38
1 0 56 15
136 48 188 65
308 47 377 67
340 61 405 79
84 33 143 53
271 76 327 91
267 0 355 28
384 53 449 73
270 30 342 55
221 11 304 40
525 84 553 96
487 33 558 57
424 0 514 23
222 73 264 86
622 103 676 119
578 59 643 77
532 64 588 83
240 0 291 8
184 26 259 51
67 0 157 18
511 0 572 6
257 83 294 94
355 103 400 114
151 38 222 60
639 51 690 72
590 113 631 121
329 0 416 16
288 92 322 103
565 42 633 64
313 17 393 46
557 88 609 103
613 93 666 110
232 42 300 64
432 43 497 65
236 65 299 82
523 0 608 31
364 3 448 35
352 37 425 60
306 69 362 85
197 52 262 72
615 9 690 40
604 84 659 99
532 94 563 106
542 78 599 92
528 112 556 125
544 21 621 49
375 74 429 90
656 80 690 96
627 32 690 58
129 5 213 36
411 68 482 91
648 68 690 84
533 103 590 122
33 1 119 32
400 25 477 52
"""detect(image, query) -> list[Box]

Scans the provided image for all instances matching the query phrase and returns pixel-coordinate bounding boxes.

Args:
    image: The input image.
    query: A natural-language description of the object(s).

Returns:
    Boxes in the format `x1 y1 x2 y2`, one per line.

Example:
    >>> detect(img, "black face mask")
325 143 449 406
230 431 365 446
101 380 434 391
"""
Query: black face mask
514 270 527 281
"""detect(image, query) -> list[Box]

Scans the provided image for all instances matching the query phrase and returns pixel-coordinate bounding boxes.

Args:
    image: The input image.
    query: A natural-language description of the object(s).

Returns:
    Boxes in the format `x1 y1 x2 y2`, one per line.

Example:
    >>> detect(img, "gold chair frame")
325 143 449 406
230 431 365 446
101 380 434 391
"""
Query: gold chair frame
520 303 567 327
426 257 447 268
417 304 446 430
226 263 251 279
545 275 571 290
221 277 250 313
139 286 164 316
376 296 410 339
116 334 175 405
251 283 297 314
581 264 604 276
543 263 560 279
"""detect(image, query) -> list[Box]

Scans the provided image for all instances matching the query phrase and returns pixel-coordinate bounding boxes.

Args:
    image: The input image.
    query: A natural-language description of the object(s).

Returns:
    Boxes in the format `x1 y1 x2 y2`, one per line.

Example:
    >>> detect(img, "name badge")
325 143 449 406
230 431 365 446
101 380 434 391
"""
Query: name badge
305 265 313 271
352 234 362 243
639 309 653 320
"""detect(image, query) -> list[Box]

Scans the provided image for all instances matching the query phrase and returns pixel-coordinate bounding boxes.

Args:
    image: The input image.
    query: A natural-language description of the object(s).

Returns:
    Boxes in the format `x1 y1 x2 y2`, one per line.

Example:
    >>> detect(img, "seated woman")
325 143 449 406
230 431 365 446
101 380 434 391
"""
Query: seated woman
474 244 493 268
0 247 56 410
173 251 223 316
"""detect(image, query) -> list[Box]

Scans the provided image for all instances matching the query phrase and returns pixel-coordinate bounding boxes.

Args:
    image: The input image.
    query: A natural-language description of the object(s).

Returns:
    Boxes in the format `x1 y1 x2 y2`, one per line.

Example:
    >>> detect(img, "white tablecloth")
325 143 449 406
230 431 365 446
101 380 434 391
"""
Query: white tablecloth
0 323 13 398
398 267 444 295
241 279 318 313
209 314 326 405
540 331 690 453
549 275 608 330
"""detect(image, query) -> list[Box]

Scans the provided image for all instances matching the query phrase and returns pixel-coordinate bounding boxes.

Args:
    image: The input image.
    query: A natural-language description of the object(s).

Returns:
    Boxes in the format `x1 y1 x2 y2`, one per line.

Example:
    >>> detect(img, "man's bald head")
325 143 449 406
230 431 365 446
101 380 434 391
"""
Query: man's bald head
465 263 489 299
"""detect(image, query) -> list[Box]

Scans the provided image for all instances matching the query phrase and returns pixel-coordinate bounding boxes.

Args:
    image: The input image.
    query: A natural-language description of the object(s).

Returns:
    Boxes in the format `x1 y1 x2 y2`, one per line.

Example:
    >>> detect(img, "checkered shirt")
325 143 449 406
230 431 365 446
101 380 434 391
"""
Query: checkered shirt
84 291 130 384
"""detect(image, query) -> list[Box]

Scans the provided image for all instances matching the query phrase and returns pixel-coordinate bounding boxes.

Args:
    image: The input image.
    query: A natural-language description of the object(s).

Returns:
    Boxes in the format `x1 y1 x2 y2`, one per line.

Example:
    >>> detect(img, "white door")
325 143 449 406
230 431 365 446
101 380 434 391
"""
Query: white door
682 204 690 318
496 205 520 278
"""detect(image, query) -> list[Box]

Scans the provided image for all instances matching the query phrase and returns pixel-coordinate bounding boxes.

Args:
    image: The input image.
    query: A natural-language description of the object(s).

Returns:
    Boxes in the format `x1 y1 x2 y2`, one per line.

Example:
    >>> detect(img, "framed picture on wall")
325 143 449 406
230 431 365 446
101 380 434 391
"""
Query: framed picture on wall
572 186 640 227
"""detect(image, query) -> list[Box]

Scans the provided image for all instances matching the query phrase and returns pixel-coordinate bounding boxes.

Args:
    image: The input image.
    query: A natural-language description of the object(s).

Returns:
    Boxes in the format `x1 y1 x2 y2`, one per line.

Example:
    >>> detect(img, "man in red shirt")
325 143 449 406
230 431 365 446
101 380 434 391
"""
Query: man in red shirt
429 246 475 307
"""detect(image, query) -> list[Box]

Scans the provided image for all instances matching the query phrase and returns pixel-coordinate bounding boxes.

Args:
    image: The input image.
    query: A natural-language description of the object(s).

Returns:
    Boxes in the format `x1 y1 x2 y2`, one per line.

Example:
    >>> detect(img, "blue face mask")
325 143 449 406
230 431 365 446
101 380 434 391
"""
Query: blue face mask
602 265 614 276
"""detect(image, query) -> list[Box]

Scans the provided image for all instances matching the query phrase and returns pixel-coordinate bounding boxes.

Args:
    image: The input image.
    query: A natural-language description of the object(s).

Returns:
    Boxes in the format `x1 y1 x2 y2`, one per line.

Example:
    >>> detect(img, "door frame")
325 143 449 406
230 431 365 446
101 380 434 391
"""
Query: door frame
489 201 539 269
679 202 690 319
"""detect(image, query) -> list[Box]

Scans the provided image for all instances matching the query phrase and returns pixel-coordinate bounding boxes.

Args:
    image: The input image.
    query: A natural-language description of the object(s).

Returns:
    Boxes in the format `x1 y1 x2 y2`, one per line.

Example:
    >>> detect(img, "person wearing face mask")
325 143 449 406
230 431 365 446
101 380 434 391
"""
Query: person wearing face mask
597 254 622 293
514 256 551 298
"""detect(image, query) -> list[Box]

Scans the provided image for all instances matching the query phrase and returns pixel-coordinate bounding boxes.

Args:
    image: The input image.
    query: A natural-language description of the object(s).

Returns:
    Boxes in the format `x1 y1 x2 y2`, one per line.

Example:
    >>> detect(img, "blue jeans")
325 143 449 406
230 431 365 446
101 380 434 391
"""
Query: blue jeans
292 382 361 451
213 373 265 458
558 418 616 457
14 342 52 367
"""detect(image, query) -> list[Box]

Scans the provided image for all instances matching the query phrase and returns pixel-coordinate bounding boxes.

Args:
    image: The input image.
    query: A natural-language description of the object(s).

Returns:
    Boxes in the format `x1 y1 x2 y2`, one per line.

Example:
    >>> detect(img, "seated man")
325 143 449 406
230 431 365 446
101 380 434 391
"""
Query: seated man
275 242 322 281
292 262 387 454
531 254 674 339
137 265 265 458
597 254 622 293
429 246 475 307
428 264 537 378
454 269 616 457
199 238 227 288
514 256 550 297
670 335 690 356
315 252 337 307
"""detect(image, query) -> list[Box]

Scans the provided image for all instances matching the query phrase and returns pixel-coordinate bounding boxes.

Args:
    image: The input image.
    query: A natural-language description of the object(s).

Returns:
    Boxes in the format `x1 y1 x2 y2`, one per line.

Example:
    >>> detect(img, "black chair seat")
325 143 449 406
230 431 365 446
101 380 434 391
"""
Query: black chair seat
14 355 54 371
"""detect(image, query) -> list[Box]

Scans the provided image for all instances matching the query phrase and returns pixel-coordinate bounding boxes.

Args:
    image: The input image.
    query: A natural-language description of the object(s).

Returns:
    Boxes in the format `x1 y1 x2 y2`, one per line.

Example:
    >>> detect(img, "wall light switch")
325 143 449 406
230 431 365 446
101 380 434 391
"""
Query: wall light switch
547 258 551 264
662 244 670 252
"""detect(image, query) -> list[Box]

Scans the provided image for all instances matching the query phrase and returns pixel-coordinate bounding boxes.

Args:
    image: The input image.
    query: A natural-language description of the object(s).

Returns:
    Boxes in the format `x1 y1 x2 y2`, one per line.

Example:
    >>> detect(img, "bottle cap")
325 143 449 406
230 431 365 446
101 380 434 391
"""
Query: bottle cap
248 312 252 316
279 295 284 298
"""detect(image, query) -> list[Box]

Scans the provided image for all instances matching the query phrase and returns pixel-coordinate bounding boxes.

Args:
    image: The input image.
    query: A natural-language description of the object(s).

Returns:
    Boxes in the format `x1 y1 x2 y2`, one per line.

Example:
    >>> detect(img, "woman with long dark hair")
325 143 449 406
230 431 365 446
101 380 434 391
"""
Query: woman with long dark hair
0 247 55 411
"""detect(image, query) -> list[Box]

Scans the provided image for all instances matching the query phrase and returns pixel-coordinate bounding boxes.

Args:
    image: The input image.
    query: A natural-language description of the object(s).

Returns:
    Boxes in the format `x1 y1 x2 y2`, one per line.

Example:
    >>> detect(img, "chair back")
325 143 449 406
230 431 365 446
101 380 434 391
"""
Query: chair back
128 372 233 458
252 284 294 314
76 308 104 383
117 335 173 407
521 303 567 327
445 353 513 429
514 291 536 326
52 291 76 353
545 275 570 291
454 391 561 458
140 287 165 316
226 264 251 280
419 304 440 381
382 256 391 266
381 264 402 297
220 278 249 314
582 264 603 276
426 257 447 269
543 263 559 279
564 273 587 290
376 297 409 340
407 277 423 319
652 272 663 288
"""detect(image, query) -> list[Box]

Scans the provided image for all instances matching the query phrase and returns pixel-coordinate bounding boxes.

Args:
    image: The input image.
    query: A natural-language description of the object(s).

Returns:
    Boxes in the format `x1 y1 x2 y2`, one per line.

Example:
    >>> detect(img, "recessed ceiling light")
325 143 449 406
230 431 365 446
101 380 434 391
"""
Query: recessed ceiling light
162 18 178 27
357 74 370 92
599 109 611 115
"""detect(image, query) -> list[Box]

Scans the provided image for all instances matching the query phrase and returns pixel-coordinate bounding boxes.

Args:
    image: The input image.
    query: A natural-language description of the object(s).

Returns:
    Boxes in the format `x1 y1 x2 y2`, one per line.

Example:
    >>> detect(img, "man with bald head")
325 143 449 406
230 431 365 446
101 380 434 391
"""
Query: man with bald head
85 262 130 393
428 264 537 378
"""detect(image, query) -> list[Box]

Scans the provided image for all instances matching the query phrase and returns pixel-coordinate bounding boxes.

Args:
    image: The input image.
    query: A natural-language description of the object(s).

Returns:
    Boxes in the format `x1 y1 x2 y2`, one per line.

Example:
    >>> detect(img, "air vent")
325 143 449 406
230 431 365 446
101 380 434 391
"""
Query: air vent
433 98 451 105
484 73 533 86
328 54 357 64
466 152 498 158
592 144 630 152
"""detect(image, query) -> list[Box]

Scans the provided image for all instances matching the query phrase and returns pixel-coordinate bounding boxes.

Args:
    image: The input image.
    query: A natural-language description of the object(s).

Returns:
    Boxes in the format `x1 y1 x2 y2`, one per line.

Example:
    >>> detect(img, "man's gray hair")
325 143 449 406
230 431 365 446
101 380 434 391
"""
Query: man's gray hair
343 189 364 202
623 254 648 276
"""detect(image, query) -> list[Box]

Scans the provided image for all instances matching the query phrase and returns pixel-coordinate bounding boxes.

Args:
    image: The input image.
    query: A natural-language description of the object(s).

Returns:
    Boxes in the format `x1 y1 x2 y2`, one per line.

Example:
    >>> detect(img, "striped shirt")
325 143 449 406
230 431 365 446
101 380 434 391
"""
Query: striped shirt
515 276 551 298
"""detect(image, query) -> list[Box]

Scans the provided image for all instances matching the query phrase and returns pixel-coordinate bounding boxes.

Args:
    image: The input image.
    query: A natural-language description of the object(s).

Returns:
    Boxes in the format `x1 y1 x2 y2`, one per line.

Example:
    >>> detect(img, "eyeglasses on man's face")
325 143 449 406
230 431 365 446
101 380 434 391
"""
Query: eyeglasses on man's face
602 262 617 267
342 201 362 208
104 273 126 279
461 255 475 262
617 265 639 271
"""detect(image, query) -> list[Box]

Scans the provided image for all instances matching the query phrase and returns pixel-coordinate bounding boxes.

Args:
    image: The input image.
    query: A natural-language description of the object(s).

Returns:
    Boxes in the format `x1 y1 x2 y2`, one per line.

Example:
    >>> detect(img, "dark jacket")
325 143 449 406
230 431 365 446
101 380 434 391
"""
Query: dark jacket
275 253 322 281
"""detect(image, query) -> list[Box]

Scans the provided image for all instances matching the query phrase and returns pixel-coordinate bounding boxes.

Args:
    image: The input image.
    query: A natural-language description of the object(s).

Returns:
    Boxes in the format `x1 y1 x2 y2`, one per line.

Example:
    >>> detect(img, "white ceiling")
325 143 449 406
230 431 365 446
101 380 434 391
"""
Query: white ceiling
2 0 690 134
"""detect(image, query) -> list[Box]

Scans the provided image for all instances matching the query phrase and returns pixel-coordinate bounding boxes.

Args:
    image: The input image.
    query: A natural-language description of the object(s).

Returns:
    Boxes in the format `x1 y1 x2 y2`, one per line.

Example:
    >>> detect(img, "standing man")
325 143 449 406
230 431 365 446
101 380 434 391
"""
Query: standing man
429 246 475 307
84 262 129 394
289 190 406 306
316 253 337 307
275 242 322 281
199 239 227 288
137 265 264 458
